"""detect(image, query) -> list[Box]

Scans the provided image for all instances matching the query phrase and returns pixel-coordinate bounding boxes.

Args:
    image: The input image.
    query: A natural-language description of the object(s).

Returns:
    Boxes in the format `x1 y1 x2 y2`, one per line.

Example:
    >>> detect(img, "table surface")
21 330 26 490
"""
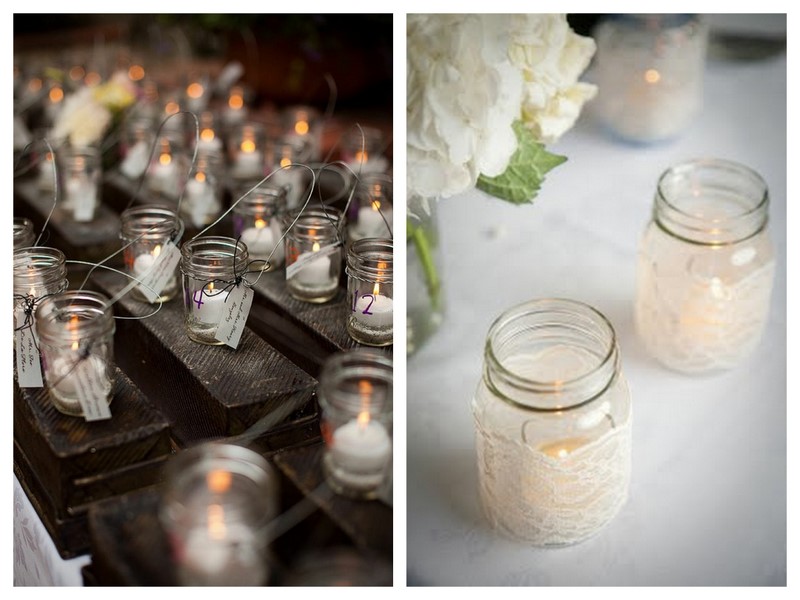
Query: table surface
406 19 788 586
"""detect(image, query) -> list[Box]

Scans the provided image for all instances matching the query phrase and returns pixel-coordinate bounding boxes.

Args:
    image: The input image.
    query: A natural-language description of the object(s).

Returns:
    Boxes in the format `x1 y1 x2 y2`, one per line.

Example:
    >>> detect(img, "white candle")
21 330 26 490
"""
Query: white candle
294 244 332 286
356 203 392 238
269 167 304 209
133 250 157 277
48 354 112 399
185 175 217 227
192 283 227 325
233 149 263 179
241 219 276 258
331 413 391 489
150 157 179 196
354 287 393 329
65 175 97 222
196 128 222 152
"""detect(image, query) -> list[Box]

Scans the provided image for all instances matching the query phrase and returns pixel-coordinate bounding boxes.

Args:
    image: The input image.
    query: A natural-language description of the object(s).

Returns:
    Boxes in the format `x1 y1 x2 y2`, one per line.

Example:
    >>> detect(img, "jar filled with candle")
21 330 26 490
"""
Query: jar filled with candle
473 298 632 546
180 236 249 345
348 175 393 244
634 159 776 373
282 104 322 162
341 125 388 175
159 442 279 586
232 182 288 270
318 350 393 499
181 150 224 230
593 14 708 143
192 110 223 153
37 147 56 191
35 290 116 418
120 115 155 180
13 218 36 250
229 122 266 182
265 136 311 210
222 84 248 129
146 134 185 201
58 145 101 222
120 205 183 304
346 238 393 347
283 207 342 303
14 247 69 389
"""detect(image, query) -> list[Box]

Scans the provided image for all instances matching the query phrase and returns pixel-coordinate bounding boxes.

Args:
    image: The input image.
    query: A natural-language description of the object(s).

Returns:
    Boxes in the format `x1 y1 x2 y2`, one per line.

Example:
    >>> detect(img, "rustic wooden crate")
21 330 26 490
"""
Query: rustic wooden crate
90 270 321 447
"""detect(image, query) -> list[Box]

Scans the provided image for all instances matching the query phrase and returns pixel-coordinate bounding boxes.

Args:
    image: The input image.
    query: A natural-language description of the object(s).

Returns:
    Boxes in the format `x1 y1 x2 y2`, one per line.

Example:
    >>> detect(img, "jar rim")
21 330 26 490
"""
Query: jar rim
346 238 394 282
180 236 249 279
317 350 393 418
484 298 619 411
121 205 181 237
34 289 115 343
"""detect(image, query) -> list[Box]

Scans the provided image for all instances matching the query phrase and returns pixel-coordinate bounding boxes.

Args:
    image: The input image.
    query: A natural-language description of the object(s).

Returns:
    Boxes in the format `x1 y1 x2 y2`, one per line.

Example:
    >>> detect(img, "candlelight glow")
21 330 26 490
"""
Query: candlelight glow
195 171 206 183
69 66 85 81
153 244 162 258
200 128 215 143
206 469 232 493
373 282 381 296
255 218 266 229
207 504 227 540
539 438 586 458
241 139 256 153
357 410 370 428
295 120 309 135
69 315 80 351
28 78 42 92
229 94 244 110
280 157 292 168
49 86 64 103
84 71 101 87
355 150 368 164
372 200 381 212
159 153 171 166
312 241 321 252
187 82 204 99
165 101 180 115
128 65 145 81
644 69 661 84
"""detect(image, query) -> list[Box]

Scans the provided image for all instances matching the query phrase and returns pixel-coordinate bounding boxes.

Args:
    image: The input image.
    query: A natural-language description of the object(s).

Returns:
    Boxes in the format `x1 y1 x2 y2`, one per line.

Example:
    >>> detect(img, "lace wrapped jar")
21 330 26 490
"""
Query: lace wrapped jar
634 158 776 373
35 290 116 419
232 181 288 270
346 238 393 347
283 207 342 303
180 236 249 345
13 217 36 250
472 298 632 546
120 205 183 303
159 442 279 586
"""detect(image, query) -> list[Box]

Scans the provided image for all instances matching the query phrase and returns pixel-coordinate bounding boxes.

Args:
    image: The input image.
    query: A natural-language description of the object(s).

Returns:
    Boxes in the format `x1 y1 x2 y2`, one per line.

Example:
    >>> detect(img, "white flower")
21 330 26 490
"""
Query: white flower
509 14 598 143
51 87 112 148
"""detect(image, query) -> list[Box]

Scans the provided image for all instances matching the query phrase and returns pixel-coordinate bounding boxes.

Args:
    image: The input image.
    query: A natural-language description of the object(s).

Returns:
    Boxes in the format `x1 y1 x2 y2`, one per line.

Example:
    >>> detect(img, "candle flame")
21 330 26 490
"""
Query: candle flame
357 410 370 429
255 218 266 229
69 315 80 351
229 94 244 110
371 200 381 212
200 128 215 142
207 504 227 541
49 86 64 103
207 281 215 293
241 139 256 153
165 101 180 115
69 66 86 81
187 82 204 99
195 171 206 183
84 71 101 87
312 241 320 252
644 69 661 84
280 157 292 168
152 244 162 258
373 282 381 295
128 65 144 81
159 153 171 166
355 150 368 164
207 469 232 493
295 120 309 135
28 78 42 92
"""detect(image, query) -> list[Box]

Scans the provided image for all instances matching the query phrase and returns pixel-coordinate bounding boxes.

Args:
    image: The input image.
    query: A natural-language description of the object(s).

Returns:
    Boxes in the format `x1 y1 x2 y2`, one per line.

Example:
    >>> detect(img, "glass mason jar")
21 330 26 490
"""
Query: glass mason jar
180 236 249 345
120 205 182 304
58 145 101 222
283 207 342 303
228 122 266 182
634 159 776 373
407 197 444 356
146 133 185 201
192 110 224 154
348 174 393 245
37 146 57 192
181 149 224 229
159 442 279 586
473 298 632 546
593 14 708 143
13 218 36 250
264 136 311 210
35 290 116 418
318 350 393 499
119 114 155 180
281 104 323 162
340 125 387 175
14 246 69 326
346 238 393 347
232 181 288 270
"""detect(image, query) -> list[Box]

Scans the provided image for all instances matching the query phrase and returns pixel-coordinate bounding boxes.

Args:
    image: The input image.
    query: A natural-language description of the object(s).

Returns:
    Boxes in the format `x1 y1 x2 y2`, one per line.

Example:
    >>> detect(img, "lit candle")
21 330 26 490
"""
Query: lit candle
270 156 304 209
48 315 112 406
185 172 217 227
185 81 207 113
65 170 97 222
223 87 246 126
356 200 392 238
354 282 393 329
192 282 227 325
38 151 55 190
233 137 263 179
197 127 222 152
539 437 589 458
133 244 161 278
294 241 332 286
241 217 277 259
150 149 179 196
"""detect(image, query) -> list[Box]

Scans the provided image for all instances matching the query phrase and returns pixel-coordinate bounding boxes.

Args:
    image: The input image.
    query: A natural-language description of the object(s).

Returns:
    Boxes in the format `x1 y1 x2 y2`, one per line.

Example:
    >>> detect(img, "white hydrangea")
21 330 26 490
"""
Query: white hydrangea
407 13 597 201
51 87 112 148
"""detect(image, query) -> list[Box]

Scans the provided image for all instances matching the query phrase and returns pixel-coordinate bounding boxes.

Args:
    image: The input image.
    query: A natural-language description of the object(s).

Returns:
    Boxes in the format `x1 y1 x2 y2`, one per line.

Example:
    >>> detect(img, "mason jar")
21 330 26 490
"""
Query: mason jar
146 134 185 201
318 350 393 499
58 145 101 222
181 149 224 230
35 290 116 418
281 104 323 162
473 298 632 546
14 246 69 330
283 207 342 303
180 236 249 345
228 122 266 182
264 136 311 210
159 442 279 586
13 217 36 250
593 14 708 143
348 174 393 244
119 114 155 180
634 158 776 373
120 205 183 303
340 125 387 174
232 181 288 270
346 238 393 347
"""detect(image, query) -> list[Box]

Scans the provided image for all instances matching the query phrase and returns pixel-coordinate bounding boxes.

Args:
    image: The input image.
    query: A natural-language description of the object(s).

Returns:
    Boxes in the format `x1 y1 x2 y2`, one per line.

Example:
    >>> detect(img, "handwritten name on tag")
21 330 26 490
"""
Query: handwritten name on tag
285 243 340 280
15 308 43 388
214 284 254 349
139 241 181 302
74 357 113 422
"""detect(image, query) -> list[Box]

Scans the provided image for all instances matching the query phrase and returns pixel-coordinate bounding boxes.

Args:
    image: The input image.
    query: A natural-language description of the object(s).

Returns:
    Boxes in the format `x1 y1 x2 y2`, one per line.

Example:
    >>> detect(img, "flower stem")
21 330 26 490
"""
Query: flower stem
407 218 441 311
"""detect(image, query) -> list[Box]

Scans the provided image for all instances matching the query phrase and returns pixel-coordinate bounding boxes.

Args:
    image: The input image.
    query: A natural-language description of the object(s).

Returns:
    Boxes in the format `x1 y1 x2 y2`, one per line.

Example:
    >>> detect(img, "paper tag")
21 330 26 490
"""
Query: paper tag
74 358 113 422
15 308 43 388
214 284 254 349
138 241 181 302
285 243 341 280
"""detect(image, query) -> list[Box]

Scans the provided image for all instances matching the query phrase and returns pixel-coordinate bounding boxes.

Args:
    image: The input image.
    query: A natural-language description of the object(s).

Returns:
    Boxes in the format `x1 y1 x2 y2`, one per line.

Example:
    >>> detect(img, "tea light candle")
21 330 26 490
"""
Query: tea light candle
65 174 97 222
356 201 392 238
223 88 246 126
241 218 276 258
197 127 222 152
192 282 227 325
133 244 162 277
294 242 332 286
331 411 391 488
150 152 179 196
234 139 263 179
354 283 393 328
185 81 207 114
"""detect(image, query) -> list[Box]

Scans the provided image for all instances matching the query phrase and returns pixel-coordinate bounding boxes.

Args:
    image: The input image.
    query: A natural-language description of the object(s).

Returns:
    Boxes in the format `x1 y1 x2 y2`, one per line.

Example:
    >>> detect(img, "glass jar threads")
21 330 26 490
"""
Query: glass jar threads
634 159 776 373
13 217 36 250
346 238 393 347
159 442 279 586
181 150 224 229
318 350 393 499
229 122 266 182
473 298 632 546
35 290 116 419
180 236 249 345
232 182 287 270
58 145 101 222
593 14 708 143
120 205 182 304
283 207 342 303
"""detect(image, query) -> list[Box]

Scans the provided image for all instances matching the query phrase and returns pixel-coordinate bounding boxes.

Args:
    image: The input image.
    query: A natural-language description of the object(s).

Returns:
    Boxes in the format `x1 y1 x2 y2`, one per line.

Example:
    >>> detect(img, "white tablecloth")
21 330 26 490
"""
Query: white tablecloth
406 19 787 586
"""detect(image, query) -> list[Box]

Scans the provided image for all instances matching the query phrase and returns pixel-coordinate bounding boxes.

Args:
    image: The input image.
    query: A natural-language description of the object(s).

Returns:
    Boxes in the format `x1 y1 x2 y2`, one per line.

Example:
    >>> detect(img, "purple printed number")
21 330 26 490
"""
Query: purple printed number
192 290 205 309
351 291 375 315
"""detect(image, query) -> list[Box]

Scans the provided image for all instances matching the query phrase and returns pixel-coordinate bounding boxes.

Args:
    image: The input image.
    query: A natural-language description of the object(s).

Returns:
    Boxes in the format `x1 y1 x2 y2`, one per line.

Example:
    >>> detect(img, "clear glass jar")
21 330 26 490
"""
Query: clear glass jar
180 236 249 345
318 350 393 499
58 145 101 222
228 122 266 182
37 147 56 191
348 174 393 243
120 114 155 180
281 104 322 162
473 298 632 546
221 85 249 129
159 442 279 586
14 246 69 316
593 14 708 143
14 218 36 250
192 110 223 154
181 149 224 229
346 238 393 347
341 125 388 175
120 205 182 304
264 136 311 210
35 290 116 418
146 134 185 201
283 207 342 303
232 181 288 270
634 159 776 373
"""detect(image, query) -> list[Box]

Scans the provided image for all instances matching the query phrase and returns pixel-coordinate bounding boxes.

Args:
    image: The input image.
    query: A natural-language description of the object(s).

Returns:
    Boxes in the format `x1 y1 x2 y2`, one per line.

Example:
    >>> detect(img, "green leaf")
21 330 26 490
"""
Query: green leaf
476 121 567 204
